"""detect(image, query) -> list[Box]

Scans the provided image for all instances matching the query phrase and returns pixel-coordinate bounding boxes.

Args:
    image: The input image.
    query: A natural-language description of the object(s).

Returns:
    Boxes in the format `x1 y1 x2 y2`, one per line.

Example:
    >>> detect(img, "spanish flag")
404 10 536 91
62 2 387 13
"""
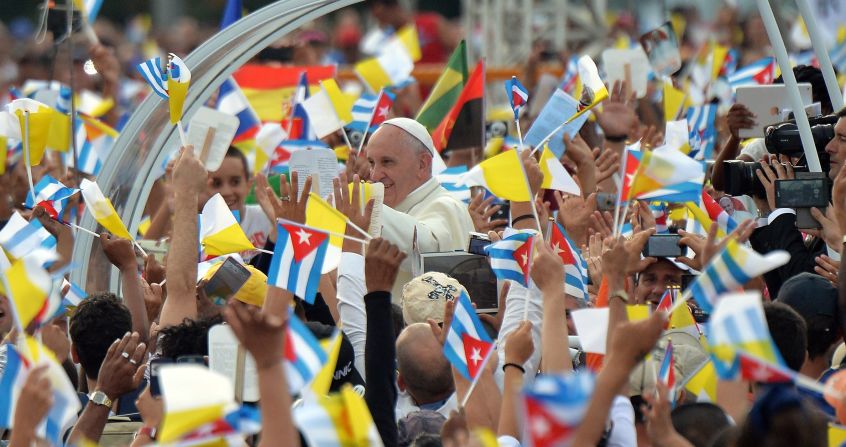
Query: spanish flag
232 64 337 122
431 60 485 152
79 179 133 240
199 193 255 257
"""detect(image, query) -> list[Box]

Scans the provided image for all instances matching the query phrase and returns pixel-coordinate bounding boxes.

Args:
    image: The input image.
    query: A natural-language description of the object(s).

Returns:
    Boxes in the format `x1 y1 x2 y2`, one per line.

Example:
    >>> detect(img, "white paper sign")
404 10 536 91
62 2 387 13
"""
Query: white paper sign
288 148 339 198
208 324 259 402
188 106 239 172
602 48 650 98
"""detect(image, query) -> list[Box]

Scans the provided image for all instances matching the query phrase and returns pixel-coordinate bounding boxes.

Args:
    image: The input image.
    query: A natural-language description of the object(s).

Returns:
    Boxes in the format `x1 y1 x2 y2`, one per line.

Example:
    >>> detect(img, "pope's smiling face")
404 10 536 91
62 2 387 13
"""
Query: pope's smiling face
366 125 432 208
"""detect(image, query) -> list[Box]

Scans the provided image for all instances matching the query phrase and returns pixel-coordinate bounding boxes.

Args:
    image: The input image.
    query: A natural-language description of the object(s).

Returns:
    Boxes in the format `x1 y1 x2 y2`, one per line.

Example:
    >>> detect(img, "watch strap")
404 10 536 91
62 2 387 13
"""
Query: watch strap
88 390 112 408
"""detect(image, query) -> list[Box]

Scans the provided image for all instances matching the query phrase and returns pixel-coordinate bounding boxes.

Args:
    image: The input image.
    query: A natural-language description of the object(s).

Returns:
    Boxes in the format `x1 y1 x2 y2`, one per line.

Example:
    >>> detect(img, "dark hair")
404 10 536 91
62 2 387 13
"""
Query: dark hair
69 293 132 380
764 303 808 372
411 434 442 447
223 146 250 179
158 315 224 359
775 65 832 115
735 385 826 447
392 303 406 338
837 106 846 119
671 403 732 447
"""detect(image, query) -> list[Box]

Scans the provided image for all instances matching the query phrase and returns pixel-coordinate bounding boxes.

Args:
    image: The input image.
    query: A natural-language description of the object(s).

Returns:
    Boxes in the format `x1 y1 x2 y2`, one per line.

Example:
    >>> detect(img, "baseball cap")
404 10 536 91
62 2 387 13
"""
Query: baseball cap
402 272 468 325
776 272 838 333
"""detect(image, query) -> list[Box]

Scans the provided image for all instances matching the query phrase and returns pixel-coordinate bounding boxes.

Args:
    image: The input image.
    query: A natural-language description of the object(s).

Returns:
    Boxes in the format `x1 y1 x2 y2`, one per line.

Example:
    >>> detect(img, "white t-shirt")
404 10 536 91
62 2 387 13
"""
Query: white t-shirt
606 396 637 447
239 204 272 262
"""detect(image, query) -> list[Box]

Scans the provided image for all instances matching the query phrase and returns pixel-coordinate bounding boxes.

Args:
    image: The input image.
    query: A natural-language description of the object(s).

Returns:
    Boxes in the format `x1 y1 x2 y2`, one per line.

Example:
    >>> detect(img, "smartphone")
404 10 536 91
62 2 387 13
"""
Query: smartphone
492 201 510 224
596 192 615 212
641 234 682 258
468 232 492 256
203 257 251 302
149 358 174 397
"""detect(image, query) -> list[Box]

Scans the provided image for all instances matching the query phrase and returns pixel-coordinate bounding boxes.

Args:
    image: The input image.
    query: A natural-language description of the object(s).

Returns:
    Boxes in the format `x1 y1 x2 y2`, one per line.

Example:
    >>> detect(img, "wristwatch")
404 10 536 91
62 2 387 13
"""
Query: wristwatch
88 390 112 408
609 289 629 303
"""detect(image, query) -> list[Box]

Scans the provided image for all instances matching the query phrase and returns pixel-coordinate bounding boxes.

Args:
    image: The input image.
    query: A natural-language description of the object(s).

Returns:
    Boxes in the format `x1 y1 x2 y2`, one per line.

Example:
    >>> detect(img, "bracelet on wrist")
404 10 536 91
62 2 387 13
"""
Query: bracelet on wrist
503 362 526 374
604 134 628 143
511 214 536 226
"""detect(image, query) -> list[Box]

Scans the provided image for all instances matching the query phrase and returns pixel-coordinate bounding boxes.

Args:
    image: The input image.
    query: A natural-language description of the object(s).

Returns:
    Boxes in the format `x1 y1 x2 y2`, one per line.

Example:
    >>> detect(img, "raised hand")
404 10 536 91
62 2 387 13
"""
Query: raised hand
468 193 508 233
364 238 407 293
223 300 286 370
593 147 620 183
520 149 543 197
271 171 311 225
334 173 374 236
726 103 756 139
815 254 840 285
172 146 208 194
608 309 667 369
531 240 565 294
100 233 138 271
595 80 638 139
97 332 147 401
10 365 53 445
503 321 534 366
555 191 596 247
623 228 657 274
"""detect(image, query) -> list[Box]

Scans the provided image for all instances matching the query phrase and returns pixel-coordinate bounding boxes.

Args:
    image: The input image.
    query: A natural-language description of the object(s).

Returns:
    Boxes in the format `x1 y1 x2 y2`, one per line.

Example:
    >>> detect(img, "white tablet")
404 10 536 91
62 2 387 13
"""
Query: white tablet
735 83 813 138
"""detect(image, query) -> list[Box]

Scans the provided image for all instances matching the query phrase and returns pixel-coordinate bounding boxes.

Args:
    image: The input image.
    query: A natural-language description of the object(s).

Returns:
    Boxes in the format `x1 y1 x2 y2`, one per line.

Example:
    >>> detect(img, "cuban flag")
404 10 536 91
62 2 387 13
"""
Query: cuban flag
727 57 775 89
136 57 169 99
658 340 676 403
176 405 261 445
347 93 378 133
618 142 643 202
522 371 595 447
549 223 589 302
686 104 718 161
217 78 261 143
443 291 494 381
267 220 329 304
24 175 78 222
285 310 329 393
736 351 795 383
485 231 535 287
436 165 471 203
0 212 57 260
505 76 529 119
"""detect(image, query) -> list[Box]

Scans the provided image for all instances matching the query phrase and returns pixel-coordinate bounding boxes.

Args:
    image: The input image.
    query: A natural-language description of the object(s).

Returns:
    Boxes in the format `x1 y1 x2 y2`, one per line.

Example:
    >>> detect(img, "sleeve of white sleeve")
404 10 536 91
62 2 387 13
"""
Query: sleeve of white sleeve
337 251 368 382
494 281 543 388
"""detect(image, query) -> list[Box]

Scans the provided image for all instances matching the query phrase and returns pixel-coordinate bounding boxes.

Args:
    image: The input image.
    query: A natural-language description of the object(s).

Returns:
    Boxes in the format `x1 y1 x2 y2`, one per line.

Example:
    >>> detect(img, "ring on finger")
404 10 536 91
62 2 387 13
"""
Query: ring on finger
280 196 290 201
129 358 138 365
121 352 130 359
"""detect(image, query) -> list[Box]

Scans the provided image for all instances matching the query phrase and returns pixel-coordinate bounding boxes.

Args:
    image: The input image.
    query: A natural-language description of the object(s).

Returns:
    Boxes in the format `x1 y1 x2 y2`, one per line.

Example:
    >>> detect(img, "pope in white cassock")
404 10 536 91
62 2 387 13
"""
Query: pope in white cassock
365 117 475 298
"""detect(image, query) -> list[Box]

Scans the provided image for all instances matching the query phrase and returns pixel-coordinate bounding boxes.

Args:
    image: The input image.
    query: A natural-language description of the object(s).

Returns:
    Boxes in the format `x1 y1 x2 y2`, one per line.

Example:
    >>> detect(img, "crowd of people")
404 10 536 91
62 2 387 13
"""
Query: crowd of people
3 0 846 446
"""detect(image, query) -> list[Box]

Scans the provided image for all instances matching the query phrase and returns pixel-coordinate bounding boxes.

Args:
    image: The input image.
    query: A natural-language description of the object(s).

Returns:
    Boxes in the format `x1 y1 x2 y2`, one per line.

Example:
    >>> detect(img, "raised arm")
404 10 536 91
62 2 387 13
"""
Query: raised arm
101 233 149 341
363 238 406 446
531 241 572 374
159 147 207 329
224 300 298 447
497 321 534 439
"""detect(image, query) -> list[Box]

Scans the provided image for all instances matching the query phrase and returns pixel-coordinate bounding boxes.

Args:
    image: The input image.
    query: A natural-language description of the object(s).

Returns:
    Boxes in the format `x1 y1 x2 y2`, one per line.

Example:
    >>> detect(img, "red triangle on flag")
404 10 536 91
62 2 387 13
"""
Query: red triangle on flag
512 236 533 283
549 226 576 265
738 353 793 383
36 200 59 219
369 91 394 128
280 223 328 263
753 62 774 84
621 150 641 200
461 333 493 379
525 397 575 447
284 328 297 362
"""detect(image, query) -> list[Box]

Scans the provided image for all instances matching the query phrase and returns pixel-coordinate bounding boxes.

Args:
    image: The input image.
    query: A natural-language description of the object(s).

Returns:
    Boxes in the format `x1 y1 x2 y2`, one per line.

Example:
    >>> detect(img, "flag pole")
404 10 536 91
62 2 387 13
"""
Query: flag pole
176 120 189 148
514 116 525 152
23 112 36 204
794 0 845 111
339 125 355 158
459 350 494 408
276 217 370 244
755 0 823 172
356 125 370 155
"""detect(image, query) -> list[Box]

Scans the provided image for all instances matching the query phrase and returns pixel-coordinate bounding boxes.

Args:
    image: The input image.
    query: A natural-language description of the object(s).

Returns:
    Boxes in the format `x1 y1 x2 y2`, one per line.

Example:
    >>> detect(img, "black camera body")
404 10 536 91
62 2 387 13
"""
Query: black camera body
722 115 835 199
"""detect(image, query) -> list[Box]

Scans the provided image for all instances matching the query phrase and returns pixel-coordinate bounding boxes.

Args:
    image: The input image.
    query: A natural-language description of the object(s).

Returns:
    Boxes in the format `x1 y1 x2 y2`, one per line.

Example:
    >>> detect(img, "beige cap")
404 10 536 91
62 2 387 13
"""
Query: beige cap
382 117 437 155
401 272 468 325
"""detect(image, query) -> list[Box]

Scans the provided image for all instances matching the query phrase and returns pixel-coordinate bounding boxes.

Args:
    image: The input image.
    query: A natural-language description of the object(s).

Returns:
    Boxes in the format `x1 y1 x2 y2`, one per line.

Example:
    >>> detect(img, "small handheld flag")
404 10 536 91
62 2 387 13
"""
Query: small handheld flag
657 340 676 403
285 309 329 393
267 219 329 304
200 193 256 257
549 223 589 302
24 174 78 222
443 291 495 383
505 76 529 119
485 231 535 287
522 371 595 447
0 212 57 260
136 54 192 145
79 179 133 240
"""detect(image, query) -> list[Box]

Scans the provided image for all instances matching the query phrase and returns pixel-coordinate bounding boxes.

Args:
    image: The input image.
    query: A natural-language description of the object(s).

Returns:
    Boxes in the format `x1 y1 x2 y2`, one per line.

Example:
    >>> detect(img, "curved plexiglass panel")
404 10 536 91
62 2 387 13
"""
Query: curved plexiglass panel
70 0 361 292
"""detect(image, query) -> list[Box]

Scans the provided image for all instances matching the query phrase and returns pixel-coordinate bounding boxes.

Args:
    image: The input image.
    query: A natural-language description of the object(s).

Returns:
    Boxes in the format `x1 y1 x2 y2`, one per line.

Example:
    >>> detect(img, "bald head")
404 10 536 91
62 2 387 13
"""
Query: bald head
396 323 454 404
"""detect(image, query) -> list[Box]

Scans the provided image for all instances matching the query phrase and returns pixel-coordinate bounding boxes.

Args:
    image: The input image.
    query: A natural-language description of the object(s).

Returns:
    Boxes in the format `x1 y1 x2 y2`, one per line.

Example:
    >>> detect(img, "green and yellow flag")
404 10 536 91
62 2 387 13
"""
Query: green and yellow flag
415 41 468 131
